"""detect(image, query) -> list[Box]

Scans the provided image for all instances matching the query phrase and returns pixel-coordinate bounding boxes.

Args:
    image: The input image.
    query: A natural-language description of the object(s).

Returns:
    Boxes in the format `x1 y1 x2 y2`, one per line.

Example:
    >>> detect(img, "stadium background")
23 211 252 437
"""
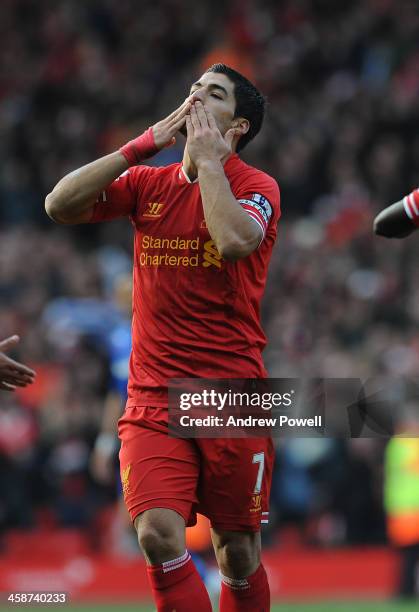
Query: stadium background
1 0 419 609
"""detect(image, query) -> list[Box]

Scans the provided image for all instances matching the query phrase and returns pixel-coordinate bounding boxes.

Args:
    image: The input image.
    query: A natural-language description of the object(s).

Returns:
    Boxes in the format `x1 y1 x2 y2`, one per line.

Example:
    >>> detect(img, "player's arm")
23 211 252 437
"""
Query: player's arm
45 152 129 224
186 102 262 261
373 189 419 239
0 335 36 391
45 99 192 225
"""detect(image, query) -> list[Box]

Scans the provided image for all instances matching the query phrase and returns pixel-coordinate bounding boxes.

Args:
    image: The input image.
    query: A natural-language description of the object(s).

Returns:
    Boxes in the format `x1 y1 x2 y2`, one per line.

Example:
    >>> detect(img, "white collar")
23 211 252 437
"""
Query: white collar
179 166 199 184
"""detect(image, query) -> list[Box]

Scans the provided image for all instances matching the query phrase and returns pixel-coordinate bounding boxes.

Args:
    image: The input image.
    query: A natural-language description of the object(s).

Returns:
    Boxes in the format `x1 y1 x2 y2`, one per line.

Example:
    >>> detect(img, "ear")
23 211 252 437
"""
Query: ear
231 117 249 136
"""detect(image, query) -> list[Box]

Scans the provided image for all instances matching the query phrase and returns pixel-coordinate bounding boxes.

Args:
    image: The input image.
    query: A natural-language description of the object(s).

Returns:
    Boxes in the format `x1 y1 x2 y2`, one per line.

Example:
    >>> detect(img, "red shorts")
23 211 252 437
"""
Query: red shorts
118 405 274 532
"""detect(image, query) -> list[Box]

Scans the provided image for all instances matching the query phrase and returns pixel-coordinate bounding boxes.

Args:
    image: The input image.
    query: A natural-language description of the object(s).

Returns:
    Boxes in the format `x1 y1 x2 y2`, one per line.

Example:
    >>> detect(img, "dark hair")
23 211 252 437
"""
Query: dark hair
205 63 266 152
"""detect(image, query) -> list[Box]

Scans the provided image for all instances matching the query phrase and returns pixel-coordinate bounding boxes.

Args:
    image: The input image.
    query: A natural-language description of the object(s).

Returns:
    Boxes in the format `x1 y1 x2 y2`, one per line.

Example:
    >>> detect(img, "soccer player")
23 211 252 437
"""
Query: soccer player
373 188 419 238
0 335 36 391
45 64 280 612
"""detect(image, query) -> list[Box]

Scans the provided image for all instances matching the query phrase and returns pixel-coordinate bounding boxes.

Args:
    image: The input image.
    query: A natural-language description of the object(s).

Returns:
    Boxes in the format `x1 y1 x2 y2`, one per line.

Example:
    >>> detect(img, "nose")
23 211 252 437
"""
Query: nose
189 88 205 104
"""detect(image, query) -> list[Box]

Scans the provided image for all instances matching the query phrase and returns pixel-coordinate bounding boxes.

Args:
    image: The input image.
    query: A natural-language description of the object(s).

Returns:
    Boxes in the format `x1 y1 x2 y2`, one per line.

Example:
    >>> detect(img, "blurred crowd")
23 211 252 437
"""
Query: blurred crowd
1 0 419 551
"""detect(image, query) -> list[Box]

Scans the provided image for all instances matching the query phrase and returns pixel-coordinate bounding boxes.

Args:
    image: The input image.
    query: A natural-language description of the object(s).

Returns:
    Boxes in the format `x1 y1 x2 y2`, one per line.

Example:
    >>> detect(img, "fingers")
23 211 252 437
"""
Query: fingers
0 336 36 378
171 112 189 133
0 335 20 352
192 101 209 129
163 99 192 140
153 97 194 149
0 355 36 377
185 114 193 138
166 98 190 120
0 381 17 391
167 98 192 124
189 104 202 131
224 128 238 148
195 101 217 130
2 364 34 377
6 368 35 382
204 107 217 130
1 377 30 388
0 335 36 384
1 367 35 386
189 101 220 134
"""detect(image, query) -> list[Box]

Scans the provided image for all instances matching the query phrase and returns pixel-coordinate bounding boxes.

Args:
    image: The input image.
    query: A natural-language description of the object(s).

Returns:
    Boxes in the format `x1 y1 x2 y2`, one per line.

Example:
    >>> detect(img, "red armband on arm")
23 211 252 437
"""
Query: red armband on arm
403 189 419 226
119 127 159 165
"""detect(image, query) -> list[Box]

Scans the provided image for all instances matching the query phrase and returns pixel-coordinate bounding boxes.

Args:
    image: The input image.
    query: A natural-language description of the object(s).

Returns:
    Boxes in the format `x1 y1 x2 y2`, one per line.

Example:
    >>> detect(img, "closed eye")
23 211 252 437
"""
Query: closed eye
211 93 222 100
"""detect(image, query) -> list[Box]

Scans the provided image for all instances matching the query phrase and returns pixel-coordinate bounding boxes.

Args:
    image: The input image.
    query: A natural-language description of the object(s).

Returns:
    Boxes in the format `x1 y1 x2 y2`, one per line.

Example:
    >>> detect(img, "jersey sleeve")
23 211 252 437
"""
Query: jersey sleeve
234 173 281 240
403 188 419 226
89 167 140 223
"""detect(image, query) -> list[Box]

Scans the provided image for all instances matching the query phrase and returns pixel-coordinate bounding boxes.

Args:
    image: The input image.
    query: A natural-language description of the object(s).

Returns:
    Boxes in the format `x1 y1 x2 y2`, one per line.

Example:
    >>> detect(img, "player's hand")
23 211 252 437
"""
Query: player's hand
186 101 239 168
151 98 192 149
0 335 36 391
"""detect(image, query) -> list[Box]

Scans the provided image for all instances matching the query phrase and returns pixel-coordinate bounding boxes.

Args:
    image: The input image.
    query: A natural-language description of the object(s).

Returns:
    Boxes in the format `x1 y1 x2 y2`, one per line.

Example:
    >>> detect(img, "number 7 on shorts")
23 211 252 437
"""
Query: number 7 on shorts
252 452 265 494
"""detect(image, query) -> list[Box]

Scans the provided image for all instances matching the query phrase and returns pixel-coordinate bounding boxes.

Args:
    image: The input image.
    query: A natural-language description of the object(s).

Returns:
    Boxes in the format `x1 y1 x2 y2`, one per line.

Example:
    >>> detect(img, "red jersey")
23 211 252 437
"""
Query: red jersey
91 154 281 406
